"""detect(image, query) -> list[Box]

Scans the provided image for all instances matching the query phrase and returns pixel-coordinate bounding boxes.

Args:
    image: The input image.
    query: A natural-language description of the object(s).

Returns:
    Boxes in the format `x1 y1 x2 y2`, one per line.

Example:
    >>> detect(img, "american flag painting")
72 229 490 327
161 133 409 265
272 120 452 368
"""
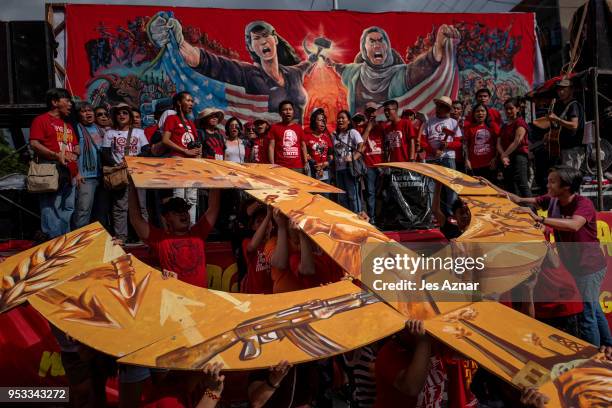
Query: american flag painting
158 36 280 124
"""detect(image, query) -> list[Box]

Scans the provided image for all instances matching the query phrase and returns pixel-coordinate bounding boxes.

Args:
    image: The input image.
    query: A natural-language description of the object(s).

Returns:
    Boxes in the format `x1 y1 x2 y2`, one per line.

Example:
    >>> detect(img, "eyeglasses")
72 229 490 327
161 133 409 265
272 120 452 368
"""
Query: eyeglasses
95 112 108 117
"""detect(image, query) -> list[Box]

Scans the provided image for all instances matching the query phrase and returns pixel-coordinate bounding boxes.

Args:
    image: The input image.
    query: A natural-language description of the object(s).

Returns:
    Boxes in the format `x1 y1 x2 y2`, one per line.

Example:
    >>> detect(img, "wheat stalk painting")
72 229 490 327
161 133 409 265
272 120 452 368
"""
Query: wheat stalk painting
0 228 103 312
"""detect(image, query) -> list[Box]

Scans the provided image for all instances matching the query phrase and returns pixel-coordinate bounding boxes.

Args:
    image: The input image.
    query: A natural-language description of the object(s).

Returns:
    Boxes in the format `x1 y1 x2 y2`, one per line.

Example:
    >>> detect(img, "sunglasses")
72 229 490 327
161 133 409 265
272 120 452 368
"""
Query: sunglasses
95 112 108 117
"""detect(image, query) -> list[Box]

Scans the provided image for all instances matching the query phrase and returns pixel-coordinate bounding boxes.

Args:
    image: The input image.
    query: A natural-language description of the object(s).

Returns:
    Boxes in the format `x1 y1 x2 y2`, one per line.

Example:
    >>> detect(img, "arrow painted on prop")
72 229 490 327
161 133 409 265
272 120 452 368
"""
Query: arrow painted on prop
159 289 205 327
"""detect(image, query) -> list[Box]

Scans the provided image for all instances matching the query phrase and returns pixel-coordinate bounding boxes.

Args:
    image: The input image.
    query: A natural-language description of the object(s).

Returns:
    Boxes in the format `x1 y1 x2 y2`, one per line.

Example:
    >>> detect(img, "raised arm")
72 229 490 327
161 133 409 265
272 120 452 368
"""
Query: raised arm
204 189 221 227
270 209 289 270
246 206 272 253
298 232 316 276
392 320 432 397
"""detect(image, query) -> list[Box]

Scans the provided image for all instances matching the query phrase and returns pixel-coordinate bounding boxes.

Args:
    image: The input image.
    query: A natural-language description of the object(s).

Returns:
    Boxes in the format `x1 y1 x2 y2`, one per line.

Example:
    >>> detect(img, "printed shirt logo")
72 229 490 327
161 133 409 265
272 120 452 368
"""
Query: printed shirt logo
366 138 382 155
53 124 75 153
181 127 195 147
282 129 299 158
386 130 403 148
473 128 491 156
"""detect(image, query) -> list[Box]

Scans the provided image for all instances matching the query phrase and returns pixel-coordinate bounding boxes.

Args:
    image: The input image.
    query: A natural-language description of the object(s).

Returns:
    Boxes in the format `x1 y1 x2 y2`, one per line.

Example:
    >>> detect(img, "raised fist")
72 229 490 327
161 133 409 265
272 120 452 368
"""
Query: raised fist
433 24 460 62
147 13 185 48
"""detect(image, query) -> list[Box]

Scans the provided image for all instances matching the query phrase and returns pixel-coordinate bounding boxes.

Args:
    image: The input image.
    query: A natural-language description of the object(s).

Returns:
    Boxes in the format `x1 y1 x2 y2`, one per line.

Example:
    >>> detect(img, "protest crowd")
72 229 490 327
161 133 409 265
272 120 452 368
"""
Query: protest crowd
24 77 612 408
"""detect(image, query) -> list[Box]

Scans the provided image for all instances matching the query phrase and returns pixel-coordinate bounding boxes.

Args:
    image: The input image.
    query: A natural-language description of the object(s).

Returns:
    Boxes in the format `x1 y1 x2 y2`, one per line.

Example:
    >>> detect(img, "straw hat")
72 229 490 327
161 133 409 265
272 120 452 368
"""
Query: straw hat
433 96 453 108
197 107 224 122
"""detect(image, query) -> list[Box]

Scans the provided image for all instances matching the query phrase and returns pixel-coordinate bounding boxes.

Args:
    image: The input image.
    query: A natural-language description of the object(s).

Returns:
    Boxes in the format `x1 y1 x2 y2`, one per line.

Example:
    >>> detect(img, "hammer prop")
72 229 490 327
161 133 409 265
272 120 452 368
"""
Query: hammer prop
303 36 332 60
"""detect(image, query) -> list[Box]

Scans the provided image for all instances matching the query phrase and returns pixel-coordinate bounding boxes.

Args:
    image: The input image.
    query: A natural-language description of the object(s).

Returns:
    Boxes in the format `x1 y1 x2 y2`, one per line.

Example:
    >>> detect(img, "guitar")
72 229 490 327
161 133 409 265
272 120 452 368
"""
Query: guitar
543 99 561 158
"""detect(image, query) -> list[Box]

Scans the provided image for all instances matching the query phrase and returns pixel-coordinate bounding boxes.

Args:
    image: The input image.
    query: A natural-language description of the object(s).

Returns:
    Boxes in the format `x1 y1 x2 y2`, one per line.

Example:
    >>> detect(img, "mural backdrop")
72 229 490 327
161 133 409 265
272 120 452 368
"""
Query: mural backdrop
65 5 536 126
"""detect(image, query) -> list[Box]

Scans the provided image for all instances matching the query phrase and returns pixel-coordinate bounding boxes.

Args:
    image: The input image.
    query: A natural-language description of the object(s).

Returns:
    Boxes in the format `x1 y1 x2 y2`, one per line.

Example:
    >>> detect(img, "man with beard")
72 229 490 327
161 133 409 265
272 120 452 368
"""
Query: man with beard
327 25 460 114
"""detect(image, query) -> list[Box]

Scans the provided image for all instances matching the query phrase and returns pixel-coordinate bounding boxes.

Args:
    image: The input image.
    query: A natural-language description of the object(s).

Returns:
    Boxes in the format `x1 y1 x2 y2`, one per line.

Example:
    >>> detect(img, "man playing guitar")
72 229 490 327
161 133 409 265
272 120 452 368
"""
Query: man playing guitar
532 78 585 170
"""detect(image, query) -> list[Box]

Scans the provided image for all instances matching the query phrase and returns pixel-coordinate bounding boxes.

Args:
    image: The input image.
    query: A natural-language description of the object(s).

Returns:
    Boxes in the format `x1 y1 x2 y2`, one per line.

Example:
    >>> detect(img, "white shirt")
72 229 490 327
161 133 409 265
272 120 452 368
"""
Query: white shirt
102 128 149 164
424 116 462 159
224 139 246 163
333 129 363 171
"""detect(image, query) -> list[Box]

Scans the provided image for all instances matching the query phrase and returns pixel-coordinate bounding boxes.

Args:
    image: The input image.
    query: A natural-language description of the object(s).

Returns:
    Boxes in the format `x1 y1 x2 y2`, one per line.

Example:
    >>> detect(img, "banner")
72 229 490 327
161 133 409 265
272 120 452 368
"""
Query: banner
65 5 536 126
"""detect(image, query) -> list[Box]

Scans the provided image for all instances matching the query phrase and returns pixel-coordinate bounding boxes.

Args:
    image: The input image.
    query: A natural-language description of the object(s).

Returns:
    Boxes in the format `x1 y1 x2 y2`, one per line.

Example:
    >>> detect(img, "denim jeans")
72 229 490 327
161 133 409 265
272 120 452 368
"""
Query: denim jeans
39 178 76 238
574 268 612 347
364 167 379 222
73 178 99 229
336 169 361 213
111 186 147 241
427 156 457 215
503 154 531 197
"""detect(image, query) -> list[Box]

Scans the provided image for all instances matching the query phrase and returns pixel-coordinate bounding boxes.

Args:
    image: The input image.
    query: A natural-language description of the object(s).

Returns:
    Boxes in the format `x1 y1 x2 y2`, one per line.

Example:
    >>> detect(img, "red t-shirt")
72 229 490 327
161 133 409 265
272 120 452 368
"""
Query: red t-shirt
145 218 212 288
383 119 415 162
163 115 197 157
248 135 269 163
535 195 606 276
303 129 333 165
534 260 583 318
488 107 503 129
144 125 158 143
375 338 447 408
270 122 304 168
499 117 529 155
29 112 78 177
363 125 384 167
240 238 273 294
464 123 498 169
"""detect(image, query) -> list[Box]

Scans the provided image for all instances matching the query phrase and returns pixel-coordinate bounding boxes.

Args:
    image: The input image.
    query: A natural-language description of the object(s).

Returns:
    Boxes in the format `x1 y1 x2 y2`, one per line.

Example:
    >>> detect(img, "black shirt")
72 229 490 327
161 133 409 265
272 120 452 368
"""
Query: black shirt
553 99 584 149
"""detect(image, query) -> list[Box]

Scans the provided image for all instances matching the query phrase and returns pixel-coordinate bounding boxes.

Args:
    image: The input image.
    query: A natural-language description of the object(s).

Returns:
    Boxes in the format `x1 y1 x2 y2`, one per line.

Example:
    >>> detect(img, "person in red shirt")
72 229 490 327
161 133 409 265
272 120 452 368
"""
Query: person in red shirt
381 100 415 162
248 119 270 163
265 209 317 293
197 107 225 160
475 88 502 129
268 100 308 172
240 206 274 294
163 92 201 224
128 177 220 288
497 97 530 197
29 88 79 239
357 108 384 224
533 230 583 338
464 103 499 182
303 108 333 182
162 92 200 158
509 165 612 347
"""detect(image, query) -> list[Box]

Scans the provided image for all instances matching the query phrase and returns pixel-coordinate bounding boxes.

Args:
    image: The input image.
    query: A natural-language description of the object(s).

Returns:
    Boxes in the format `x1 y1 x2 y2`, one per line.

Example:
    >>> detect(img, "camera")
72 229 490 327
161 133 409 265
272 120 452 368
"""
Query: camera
187 140 202 149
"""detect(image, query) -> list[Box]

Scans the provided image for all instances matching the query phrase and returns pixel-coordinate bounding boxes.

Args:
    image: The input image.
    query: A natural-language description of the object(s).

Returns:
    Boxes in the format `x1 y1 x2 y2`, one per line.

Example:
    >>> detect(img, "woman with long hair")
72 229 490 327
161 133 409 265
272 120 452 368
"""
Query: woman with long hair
163 91 201 224
224 117 247 164
304 108 333 182
497 97 531 197
464 103 499 183
101 103 150 244
333 110 364 212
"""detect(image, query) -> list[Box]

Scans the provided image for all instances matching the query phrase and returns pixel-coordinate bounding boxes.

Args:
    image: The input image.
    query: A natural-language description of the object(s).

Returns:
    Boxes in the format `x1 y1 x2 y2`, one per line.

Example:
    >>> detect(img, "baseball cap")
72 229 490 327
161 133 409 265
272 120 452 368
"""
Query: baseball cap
161 197 192 215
